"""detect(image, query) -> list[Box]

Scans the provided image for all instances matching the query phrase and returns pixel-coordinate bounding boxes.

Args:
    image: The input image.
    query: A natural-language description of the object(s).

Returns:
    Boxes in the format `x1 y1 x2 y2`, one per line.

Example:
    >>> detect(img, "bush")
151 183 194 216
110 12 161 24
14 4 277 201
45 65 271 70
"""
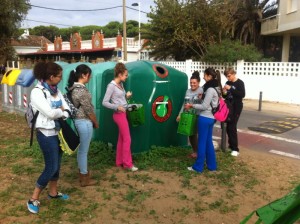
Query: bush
202 39 269 63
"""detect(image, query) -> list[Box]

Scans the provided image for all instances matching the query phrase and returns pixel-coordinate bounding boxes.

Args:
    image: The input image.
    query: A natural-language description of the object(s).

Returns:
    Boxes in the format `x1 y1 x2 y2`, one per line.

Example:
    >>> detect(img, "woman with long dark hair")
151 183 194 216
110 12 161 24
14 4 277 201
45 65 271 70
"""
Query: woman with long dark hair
67 64 98 186
185 68 220 173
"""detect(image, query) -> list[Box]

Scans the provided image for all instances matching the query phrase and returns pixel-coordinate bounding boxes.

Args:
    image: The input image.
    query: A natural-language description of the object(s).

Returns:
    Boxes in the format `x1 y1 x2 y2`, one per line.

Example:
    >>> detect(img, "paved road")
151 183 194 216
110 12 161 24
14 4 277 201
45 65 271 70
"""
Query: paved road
213 100 300 160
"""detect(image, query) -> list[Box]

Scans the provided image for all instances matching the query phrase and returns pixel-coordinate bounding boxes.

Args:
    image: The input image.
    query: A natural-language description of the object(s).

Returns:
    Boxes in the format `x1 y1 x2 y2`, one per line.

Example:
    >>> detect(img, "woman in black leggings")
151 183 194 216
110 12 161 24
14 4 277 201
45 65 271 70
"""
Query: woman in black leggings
223 68 245 157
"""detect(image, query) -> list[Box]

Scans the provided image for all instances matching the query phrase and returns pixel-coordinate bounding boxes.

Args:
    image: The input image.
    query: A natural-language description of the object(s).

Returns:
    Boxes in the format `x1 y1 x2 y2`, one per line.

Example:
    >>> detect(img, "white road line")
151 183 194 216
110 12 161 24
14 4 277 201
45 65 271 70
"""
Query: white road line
269 150 300 160
214 124 300 145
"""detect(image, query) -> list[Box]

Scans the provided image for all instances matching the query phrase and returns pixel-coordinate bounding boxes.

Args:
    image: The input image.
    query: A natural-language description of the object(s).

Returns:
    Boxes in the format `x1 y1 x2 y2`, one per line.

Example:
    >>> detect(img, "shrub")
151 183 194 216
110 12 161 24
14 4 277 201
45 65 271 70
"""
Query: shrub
202 39 270 63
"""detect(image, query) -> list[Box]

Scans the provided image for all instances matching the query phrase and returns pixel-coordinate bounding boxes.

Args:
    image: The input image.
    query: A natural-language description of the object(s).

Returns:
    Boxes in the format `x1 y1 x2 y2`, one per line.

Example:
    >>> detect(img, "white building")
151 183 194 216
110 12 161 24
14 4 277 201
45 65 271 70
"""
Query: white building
261 0 300 62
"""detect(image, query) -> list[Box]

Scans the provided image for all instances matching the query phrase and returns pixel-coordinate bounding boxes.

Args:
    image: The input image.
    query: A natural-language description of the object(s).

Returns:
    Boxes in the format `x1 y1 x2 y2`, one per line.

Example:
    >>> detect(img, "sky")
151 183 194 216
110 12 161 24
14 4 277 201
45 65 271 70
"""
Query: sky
22 0 155 28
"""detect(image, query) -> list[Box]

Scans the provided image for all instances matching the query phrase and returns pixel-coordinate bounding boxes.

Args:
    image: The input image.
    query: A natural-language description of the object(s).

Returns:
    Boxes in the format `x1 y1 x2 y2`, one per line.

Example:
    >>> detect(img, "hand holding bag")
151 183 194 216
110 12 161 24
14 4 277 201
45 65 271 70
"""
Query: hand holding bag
177 111 197 136
127 103 145 127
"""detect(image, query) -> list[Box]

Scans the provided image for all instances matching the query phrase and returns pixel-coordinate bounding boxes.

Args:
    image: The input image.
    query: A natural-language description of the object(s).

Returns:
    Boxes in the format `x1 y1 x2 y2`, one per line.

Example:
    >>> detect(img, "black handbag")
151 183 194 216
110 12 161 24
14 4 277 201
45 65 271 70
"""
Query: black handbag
58 118 80 155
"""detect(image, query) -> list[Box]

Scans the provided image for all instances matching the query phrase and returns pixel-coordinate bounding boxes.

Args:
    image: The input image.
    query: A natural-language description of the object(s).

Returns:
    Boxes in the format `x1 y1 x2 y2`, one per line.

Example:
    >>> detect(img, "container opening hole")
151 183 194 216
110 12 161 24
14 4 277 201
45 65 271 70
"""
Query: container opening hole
156 66 165 75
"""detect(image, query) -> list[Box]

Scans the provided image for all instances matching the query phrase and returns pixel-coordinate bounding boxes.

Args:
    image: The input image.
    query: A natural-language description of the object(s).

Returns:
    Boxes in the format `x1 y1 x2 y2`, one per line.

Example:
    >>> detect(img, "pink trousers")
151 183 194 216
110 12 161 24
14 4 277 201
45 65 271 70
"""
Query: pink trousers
113 112 133 168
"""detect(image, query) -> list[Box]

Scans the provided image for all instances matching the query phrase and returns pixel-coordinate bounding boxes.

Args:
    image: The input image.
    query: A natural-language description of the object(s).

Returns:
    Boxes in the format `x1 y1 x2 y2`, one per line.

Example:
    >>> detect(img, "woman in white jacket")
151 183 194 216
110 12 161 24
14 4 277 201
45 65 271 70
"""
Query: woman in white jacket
27 62 70 214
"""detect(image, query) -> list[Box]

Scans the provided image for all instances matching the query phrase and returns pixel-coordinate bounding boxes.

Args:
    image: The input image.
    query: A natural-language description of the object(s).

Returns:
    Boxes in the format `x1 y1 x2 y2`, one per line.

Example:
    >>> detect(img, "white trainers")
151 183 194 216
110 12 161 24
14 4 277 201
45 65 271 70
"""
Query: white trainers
231 151 240 157
187 166 195 172
130 166 139 172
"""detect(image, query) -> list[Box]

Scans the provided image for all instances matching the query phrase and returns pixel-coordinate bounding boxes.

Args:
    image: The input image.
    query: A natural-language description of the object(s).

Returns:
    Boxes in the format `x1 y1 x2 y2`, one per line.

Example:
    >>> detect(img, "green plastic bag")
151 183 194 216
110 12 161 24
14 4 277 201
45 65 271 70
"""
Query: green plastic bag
127 104 145 127
240 184 300 224
177 112 197 136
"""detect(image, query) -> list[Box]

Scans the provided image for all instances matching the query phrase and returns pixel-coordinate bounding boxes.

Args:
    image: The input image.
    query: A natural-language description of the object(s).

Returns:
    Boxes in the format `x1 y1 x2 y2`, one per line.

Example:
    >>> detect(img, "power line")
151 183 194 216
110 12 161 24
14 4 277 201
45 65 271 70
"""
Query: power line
27 4 148 14
24 19 72 27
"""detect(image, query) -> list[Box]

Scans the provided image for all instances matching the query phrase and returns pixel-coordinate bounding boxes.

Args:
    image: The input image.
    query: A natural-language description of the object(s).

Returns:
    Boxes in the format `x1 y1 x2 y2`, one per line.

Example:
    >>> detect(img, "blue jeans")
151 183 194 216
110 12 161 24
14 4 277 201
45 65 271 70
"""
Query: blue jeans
36 131 62 189
192 116 217 173
75 119 93 174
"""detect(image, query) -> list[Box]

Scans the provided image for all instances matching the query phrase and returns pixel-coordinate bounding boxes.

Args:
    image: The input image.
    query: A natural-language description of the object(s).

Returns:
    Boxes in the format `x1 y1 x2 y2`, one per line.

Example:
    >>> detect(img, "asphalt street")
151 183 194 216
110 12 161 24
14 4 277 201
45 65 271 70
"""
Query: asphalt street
213 99 300 160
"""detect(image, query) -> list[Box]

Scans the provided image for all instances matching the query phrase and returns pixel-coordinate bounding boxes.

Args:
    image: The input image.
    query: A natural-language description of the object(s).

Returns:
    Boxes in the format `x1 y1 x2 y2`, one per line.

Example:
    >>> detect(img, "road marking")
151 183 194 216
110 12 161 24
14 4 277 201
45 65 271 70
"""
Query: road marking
269 150 300 160
214 124 300 145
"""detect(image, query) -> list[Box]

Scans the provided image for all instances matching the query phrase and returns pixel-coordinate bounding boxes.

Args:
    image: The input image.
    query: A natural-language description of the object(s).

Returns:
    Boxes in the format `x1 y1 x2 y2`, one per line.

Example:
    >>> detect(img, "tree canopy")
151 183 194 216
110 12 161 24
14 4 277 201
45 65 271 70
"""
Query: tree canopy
20 20 142 42
144 0 278 61
0 0 31 62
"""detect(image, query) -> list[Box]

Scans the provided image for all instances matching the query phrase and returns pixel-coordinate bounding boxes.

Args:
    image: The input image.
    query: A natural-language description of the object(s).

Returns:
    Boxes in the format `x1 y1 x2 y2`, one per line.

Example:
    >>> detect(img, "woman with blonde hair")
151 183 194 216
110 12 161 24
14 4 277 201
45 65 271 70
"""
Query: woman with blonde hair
223 68 245 157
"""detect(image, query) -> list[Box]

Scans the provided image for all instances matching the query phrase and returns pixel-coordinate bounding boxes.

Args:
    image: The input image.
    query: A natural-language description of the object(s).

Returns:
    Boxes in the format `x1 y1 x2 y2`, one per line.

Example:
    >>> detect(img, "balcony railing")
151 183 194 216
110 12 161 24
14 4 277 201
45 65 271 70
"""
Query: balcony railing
261 15 279 35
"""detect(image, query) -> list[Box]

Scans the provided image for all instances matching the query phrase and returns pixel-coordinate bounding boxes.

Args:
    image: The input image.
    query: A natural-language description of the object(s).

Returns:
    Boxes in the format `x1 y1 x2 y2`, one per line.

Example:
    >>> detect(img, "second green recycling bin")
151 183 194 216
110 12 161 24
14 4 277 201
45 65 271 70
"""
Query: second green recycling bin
100 60 188 153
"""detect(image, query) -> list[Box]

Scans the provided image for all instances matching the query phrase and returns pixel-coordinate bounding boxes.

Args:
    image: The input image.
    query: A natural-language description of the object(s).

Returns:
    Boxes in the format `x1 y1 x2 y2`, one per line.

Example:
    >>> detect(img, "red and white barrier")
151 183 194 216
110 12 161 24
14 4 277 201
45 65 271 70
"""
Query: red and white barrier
23 94 27 107
9 92 13 104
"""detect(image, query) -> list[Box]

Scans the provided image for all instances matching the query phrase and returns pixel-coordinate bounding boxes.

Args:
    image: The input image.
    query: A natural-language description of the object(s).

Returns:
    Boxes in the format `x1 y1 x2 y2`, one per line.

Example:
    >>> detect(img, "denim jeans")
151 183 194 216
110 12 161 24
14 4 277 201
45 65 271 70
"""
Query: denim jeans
74 119 93 174
36 131 63 189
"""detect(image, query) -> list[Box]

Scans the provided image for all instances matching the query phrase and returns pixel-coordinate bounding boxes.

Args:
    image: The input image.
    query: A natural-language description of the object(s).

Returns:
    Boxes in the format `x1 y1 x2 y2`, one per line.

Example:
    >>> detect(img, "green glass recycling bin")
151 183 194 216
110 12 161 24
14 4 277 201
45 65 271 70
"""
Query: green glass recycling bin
58 62 116 140
101 60 188 153
87 62 116 140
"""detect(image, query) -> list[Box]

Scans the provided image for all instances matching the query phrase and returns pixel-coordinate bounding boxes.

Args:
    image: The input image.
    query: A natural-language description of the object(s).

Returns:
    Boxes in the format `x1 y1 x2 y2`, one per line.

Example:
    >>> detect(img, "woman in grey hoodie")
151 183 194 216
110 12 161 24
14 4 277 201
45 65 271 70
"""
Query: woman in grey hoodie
177 71 203 158
185 68 221 173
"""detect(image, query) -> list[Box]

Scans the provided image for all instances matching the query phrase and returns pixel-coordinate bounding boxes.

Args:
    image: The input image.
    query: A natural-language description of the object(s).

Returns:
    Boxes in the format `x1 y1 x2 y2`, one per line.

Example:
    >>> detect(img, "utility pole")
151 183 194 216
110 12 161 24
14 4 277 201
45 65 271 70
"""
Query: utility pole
123 0 127 61
132 2 141 60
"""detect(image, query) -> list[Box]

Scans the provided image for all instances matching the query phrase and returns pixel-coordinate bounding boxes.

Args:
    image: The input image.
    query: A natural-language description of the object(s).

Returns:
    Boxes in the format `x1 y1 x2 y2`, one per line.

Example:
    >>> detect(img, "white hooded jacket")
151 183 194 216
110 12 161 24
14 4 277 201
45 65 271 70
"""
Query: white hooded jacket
30 82 70 132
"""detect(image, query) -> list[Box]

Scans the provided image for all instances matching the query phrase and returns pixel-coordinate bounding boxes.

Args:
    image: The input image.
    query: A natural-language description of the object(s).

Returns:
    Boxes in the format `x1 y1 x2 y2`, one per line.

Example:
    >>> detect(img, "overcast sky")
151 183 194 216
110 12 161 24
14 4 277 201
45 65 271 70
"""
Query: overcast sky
22 0 155 28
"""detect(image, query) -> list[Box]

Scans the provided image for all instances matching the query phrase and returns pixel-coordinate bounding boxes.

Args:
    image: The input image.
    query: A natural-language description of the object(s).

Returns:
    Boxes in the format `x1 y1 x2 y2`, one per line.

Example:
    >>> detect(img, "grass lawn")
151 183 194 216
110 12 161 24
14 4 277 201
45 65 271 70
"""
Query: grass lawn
0 111 299 224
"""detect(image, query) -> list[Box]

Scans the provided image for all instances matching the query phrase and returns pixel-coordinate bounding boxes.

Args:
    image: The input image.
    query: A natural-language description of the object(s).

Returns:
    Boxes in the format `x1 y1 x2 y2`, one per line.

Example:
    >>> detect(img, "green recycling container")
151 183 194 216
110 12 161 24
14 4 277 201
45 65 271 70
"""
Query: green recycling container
101 60 188 153
87 62 116 140
58 62 116 140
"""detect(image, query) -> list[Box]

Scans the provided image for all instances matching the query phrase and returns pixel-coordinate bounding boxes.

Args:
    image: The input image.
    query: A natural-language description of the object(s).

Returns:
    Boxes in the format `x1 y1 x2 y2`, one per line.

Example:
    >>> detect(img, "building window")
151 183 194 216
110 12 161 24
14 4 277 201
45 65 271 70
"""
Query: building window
287 0 297 13
289 36 300 62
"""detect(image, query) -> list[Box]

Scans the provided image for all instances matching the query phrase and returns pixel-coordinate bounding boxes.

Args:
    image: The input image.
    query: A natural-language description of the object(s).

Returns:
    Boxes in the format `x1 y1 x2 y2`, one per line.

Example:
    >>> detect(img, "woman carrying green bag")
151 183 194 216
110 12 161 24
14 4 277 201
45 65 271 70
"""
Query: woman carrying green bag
176 71 203 158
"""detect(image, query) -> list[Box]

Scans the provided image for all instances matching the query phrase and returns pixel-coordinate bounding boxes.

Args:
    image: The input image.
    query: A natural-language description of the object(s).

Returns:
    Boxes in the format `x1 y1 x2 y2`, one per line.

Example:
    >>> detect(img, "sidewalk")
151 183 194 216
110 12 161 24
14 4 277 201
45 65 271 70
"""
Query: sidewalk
243 99 300 116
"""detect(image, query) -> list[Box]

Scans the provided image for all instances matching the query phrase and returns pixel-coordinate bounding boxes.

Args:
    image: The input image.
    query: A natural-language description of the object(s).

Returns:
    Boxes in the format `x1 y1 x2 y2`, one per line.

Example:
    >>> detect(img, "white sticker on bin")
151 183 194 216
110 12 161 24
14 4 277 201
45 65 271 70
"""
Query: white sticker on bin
155 102 168 104
153 81 169 83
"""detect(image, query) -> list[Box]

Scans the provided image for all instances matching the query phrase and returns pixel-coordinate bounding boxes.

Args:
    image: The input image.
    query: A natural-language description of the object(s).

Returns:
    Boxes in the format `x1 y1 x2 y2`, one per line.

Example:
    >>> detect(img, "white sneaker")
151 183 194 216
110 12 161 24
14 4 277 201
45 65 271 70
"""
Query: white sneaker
231 151 240 157
187 166 195 172
130 166 138 172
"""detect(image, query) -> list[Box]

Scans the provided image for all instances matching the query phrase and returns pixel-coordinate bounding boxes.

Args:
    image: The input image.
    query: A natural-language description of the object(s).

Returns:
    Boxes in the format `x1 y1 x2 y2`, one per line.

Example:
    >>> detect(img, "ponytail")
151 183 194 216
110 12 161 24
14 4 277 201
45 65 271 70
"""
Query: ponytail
67 64 92 88
215 70 222 90
67 70 77 88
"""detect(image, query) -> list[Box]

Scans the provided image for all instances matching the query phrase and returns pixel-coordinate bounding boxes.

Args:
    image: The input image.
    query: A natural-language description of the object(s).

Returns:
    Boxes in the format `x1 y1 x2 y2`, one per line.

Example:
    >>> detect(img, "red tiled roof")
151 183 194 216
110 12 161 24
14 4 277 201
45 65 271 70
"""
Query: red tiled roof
18 47 115 55
11 35 52 47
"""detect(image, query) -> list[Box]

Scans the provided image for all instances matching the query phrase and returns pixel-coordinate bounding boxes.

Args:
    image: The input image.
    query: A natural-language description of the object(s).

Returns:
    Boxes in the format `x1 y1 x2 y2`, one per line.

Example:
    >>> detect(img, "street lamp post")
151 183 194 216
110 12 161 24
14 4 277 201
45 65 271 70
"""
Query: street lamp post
123 0 127 61
132 2 141 60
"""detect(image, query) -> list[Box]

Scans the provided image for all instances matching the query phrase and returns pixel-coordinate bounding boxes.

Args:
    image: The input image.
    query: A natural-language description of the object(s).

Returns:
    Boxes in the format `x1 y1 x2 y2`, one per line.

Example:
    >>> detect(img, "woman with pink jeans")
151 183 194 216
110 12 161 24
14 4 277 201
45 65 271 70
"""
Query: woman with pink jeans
102 63 138 172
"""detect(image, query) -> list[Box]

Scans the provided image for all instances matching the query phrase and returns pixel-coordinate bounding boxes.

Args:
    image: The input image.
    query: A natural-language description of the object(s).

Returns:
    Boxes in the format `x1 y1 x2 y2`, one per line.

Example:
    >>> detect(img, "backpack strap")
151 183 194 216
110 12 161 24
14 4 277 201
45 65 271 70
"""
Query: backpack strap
210 87 220 110
65 86 81 109
30 87 47 146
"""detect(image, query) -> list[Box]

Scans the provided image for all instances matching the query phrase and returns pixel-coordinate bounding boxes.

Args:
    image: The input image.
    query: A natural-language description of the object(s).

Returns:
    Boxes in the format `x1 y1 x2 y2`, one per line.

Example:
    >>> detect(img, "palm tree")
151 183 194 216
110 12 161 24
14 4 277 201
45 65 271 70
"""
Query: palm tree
226 0 278 47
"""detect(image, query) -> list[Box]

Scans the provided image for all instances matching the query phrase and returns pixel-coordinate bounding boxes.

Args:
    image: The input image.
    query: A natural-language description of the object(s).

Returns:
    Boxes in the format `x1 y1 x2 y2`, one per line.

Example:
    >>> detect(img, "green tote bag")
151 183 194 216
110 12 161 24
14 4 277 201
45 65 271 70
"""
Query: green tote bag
127 104 145 127
177 112 197 136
